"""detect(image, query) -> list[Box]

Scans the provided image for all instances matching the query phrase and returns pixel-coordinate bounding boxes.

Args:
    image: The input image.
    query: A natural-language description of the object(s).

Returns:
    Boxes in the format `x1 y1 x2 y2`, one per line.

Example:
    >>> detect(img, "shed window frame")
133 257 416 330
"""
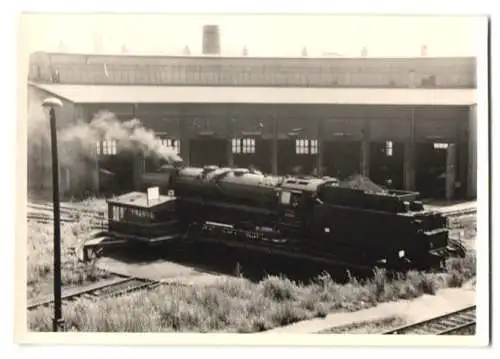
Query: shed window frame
433 142 449 150
232 138 256 154
97 137 117 155
158 138 180 154
295 139 318 155
385 140 393 157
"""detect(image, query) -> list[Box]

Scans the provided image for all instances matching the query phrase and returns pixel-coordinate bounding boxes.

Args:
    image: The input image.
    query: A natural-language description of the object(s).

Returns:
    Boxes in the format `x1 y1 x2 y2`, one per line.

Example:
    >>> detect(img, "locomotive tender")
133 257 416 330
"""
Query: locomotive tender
79 156 466 272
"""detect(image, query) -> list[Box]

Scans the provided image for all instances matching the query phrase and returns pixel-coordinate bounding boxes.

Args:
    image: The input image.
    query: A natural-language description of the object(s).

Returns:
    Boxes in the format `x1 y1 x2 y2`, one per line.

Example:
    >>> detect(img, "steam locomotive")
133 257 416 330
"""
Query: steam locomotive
79 156 466 272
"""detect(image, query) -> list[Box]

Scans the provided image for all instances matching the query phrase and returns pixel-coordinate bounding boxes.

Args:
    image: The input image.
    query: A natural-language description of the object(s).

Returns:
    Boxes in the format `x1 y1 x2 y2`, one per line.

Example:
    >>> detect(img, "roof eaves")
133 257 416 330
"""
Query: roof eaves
28 82 77 104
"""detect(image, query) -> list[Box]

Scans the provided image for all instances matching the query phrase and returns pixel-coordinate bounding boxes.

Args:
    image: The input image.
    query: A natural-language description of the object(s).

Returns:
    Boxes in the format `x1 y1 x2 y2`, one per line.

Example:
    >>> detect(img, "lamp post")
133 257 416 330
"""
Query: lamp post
42 97 64 332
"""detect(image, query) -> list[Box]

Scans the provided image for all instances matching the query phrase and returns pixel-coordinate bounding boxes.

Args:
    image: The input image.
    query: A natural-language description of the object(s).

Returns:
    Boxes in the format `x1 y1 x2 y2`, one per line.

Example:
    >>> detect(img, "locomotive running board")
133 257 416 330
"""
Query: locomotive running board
182 197 276 215
190 233 373 272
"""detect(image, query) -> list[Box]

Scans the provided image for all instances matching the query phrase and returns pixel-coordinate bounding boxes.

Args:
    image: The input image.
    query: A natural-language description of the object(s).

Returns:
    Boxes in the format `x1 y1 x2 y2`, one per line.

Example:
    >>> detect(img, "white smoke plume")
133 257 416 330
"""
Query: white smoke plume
27 109 182 193
59 110 182 165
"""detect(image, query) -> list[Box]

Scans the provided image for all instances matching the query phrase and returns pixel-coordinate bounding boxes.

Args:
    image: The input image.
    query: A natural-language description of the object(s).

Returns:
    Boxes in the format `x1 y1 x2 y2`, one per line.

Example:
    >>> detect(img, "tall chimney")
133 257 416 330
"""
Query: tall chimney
58 41 67 53
202 25 221 55
421 44 428 57
93 33 103 53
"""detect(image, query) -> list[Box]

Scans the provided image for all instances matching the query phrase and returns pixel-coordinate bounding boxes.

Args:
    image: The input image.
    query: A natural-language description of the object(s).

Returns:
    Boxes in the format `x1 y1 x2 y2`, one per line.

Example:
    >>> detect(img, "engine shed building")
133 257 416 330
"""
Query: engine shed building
27 51 477 201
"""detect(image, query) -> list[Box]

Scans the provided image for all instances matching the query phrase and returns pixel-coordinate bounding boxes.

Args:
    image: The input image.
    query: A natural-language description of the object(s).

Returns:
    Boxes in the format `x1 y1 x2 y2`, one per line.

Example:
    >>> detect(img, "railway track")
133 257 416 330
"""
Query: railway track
383 305 476 335
27 202 106 216
27 204 105 218
27 212 107 225
442 207 477 217
444 207 476 218
27 276 161 311
27 202 108 228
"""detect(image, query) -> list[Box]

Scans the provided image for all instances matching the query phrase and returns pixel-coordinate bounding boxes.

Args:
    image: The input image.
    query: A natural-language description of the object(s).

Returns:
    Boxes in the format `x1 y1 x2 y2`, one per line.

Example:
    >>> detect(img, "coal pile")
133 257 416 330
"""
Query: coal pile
339 174 387 194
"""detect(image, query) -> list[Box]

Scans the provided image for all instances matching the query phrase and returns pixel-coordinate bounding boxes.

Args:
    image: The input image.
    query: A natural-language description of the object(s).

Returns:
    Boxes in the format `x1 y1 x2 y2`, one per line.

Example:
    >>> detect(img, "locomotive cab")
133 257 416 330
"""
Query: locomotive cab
106 191 180 244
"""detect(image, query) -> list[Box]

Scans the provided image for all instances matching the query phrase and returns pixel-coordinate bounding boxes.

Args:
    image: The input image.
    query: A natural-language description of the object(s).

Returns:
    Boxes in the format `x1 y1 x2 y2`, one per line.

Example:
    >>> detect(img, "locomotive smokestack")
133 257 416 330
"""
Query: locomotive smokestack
202 25 220 55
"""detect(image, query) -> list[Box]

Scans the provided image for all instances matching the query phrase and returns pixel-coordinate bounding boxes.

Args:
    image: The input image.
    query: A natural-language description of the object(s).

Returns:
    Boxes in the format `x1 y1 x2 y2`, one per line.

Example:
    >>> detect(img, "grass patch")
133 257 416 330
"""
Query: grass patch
28 253 476 333
27 197 112 299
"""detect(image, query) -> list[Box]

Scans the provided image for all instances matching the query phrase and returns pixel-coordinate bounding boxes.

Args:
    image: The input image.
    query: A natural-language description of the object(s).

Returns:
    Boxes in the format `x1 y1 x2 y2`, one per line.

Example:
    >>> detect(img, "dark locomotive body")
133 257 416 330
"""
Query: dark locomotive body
135 163 457 271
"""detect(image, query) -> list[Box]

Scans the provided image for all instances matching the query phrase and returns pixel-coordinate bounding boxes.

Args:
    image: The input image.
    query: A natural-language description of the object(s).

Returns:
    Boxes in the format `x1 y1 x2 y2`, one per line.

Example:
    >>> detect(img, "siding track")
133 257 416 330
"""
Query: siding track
383 305 476 335
28 277 161 311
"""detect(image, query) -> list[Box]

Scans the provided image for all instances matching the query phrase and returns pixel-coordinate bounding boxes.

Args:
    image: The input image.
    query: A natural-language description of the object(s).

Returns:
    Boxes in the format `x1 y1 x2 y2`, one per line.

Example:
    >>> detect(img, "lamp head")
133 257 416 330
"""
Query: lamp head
42 97 63 109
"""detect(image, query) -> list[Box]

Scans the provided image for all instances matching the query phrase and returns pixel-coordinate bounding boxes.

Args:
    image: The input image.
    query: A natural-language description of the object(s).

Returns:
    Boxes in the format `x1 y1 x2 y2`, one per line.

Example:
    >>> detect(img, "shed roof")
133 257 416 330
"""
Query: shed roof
34 51 477 67
30 83 476 106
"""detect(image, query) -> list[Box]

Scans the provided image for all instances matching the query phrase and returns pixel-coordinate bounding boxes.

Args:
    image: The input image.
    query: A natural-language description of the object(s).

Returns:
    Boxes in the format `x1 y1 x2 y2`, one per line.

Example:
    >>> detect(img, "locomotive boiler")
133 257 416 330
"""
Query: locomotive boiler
135 161 465 271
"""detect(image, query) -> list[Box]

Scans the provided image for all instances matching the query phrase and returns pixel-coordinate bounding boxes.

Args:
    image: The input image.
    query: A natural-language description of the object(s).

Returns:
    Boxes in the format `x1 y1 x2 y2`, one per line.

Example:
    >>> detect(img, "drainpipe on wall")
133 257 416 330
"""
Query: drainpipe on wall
271 110 278 175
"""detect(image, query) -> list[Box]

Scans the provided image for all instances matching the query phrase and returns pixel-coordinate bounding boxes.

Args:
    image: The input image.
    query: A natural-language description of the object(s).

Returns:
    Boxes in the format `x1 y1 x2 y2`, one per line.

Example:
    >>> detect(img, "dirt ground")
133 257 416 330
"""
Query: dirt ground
96 256 232 286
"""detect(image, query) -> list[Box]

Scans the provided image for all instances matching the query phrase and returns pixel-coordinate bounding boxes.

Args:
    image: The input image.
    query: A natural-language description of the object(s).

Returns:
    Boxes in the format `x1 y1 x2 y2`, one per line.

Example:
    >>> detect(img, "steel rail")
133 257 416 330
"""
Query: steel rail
383 305 476 335
28 276 160 311
28 203 106 217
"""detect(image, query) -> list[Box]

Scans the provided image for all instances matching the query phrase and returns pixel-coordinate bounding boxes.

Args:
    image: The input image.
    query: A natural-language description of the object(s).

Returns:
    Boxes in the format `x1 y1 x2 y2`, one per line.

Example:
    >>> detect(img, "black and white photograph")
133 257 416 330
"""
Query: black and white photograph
14 11 490 346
